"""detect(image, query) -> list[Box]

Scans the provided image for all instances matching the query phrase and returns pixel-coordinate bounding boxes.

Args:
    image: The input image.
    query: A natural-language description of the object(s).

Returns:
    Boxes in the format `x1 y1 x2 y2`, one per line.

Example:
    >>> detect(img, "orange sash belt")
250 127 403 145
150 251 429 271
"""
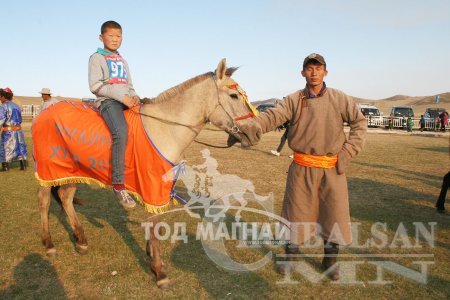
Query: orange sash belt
2 126 22 131
293 152 337 168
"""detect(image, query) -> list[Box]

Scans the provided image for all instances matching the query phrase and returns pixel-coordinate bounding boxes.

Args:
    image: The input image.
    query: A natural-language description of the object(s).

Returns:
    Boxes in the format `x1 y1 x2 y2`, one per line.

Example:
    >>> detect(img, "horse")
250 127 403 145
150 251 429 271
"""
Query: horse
34 58 262 289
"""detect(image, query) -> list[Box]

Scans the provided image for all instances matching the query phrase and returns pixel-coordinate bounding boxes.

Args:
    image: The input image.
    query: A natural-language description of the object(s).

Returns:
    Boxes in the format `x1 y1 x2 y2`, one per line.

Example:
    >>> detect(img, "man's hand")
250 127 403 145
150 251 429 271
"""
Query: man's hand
122 95 140 108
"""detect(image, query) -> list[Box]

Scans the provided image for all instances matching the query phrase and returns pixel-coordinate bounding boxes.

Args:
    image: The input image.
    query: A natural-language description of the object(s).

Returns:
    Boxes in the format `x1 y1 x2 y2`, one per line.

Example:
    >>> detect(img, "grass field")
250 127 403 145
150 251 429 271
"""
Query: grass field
0 125 449 299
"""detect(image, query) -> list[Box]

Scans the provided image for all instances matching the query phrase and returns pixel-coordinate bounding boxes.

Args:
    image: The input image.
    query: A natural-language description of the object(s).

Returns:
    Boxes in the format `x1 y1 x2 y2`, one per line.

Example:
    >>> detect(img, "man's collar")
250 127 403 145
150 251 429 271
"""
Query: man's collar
305 82 327 99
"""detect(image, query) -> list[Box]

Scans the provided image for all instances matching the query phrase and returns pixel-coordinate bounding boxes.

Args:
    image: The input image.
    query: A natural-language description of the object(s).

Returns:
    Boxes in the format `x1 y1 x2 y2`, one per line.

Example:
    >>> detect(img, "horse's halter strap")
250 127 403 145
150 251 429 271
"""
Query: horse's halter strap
208 73 259 134
227 83 259 120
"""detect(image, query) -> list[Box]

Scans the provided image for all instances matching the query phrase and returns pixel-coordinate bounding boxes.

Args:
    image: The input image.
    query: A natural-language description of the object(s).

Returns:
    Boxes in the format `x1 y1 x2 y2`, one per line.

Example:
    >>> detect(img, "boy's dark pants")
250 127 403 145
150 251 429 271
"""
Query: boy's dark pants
99 99 128 185
436 172 450 211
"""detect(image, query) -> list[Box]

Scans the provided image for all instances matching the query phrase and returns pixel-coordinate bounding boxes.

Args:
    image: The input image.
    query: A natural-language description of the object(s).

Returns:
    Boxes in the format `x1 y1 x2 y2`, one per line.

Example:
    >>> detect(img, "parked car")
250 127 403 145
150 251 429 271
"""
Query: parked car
256 103 275 113
390 106 414 118
357 103 382 127
424 108 447 119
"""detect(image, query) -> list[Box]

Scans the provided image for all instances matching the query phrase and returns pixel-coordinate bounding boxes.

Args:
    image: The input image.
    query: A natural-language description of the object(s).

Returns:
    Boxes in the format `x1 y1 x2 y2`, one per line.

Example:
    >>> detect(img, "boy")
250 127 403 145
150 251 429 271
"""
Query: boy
88 20 140 209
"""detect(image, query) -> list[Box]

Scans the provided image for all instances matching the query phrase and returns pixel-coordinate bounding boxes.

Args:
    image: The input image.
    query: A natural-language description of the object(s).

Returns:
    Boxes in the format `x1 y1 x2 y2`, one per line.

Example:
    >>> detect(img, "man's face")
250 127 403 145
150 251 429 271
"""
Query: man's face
99 28 122 53
301 63 328 87
41 94 51 101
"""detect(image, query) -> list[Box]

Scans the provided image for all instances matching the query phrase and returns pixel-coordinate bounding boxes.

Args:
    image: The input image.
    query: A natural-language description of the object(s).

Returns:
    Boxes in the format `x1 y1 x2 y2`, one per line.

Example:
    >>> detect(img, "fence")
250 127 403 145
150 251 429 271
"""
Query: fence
365 116 448 131
21 105 41 121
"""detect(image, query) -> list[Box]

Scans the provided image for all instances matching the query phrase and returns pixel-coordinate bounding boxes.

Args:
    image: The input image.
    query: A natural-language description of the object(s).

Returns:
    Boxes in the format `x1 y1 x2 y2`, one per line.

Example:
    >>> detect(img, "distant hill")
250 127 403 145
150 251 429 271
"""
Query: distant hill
359 92 450 116
410 93 450 105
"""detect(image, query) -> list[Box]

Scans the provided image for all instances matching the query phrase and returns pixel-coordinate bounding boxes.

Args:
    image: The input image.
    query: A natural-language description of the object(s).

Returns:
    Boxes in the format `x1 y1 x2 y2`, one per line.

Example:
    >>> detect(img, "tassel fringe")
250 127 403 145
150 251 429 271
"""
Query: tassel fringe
35 173 177 214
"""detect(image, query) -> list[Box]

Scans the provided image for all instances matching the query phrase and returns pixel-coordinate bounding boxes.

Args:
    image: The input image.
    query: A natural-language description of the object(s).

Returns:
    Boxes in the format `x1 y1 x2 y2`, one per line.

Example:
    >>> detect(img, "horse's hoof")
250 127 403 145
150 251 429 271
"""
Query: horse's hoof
46 248 57 257
76 244 88 255
156 277 172 290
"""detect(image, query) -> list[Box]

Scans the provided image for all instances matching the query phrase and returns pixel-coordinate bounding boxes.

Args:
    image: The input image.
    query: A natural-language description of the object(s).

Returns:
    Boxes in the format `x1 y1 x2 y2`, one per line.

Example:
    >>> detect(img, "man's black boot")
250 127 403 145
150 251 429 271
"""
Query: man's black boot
322 241 340 281
276 243 299 275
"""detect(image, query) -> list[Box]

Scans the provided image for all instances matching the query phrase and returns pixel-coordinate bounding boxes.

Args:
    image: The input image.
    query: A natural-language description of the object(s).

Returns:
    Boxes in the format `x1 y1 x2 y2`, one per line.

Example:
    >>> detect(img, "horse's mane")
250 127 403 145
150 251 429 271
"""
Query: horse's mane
141 67 238 104
141 72 212 104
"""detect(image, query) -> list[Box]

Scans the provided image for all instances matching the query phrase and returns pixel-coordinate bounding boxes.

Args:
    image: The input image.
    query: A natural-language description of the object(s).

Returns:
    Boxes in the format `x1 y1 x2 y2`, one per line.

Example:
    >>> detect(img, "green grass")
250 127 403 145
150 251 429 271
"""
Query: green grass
0 126 449 299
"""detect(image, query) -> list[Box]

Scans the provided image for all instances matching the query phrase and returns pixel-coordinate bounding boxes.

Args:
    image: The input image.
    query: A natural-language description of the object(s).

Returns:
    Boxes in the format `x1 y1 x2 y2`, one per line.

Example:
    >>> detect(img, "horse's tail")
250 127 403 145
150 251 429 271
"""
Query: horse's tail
50 186 84 206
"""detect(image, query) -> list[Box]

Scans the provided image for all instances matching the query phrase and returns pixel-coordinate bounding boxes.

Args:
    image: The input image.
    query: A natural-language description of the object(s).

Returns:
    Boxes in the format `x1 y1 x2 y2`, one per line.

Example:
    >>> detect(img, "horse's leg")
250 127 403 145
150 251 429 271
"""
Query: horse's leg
147 215 171 289
38 186 56 256
58 184 88 254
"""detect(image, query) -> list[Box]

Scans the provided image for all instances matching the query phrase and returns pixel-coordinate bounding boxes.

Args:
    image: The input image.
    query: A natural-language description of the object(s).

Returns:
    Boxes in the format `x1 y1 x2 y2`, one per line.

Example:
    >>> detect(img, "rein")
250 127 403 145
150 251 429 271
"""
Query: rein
131 107 203 134
131 108 234 148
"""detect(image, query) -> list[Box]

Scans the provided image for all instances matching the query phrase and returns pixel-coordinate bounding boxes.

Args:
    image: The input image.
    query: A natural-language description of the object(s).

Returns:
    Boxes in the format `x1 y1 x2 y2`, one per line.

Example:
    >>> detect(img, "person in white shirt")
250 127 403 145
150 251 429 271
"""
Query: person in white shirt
39 88 59 113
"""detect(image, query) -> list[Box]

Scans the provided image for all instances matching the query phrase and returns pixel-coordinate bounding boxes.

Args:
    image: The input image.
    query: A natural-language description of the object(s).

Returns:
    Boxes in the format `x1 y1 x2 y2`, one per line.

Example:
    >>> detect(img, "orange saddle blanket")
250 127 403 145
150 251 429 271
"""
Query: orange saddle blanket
32 101 178 213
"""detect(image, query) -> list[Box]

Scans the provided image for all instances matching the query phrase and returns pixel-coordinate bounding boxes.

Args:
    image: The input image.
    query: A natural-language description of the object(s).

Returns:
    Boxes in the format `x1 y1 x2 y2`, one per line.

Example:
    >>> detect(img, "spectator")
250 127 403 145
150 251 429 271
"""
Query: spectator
0 88 28 171
38 88 59 113
439 112 448 132
407 117 413 132
419 115 426 132
402 116 407 131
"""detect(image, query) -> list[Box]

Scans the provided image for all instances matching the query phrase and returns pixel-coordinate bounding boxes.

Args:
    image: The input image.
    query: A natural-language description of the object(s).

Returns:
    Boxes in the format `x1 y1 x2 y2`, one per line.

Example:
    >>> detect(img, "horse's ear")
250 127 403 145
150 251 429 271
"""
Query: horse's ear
216 58 227 80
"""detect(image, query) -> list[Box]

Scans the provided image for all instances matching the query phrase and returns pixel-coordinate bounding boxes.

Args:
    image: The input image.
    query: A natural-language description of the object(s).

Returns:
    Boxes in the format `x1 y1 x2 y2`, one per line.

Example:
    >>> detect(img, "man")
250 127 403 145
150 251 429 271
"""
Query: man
256 53 367 280
38 88 59 113
435 171 449 214
270 121 291 157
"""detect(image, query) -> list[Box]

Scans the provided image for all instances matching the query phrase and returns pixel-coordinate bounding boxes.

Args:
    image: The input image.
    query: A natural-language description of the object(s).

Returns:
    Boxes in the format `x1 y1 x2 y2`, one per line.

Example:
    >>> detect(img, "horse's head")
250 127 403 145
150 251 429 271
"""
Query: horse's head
207 58 262 147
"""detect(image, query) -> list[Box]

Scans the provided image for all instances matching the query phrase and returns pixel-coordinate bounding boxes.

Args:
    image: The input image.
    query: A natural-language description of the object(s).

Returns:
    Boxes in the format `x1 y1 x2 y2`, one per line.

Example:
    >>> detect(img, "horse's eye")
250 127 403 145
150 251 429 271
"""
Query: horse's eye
230 93 239 99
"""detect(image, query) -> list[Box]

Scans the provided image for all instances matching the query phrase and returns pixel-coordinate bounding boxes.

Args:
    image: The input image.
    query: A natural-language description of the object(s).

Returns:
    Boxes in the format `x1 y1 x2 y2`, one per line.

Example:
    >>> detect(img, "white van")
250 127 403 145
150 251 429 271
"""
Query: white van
357 103 382 127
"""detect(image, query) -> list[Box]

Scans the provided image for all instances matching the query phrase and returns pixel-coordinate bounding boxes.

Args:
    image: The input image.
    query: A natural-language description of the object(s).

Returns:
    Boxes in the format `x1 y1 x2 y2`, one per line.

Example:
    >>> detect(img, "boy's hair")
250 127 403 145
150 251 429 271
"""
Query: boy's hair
101 20 122 34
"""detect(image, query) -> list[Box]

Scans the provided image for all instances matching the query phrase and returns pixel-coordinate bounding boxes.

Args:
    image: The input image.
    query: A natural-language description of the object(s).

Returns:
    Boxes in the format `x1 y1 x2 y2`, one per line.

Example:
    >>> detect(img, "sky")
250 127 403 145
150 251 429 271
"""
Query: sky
1 0 449 101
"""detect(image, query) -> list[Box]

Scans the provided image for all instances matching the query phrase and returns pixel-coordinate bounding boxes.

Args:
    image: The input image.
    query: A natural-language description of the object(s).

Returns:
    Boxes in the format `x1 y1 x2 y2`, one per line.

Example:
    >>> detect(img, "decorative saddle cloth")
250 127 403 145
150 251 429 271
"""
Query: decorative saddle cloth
32 101 179 213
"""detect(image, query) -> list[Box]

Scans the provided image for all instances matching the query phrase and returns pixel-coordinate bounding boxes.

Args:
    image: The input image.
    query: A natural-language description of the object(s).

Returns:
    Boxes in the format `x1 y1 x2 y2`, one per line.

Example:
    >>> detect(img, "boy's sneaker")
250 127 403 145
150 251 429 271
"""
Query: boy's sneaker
113 188 136 209
270 150 280 156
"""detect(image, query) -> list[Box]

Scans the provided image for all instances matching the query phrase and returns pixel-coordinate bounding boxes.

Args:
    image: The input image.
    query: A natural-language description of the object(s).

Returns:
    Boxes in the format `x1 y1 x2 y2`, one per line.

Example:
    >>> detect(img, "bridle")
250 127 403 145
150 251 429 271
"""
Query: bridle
132 72 257 147
207 73 256 135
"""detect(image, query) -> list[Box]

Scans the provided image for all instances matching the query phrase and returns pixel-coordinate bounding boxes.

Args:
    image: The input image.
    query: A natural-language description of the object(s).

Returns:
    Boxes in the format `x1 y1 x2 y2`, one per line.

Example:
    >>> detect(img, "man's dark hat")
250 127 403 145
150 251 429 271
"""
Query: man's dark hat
303 53 326 68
